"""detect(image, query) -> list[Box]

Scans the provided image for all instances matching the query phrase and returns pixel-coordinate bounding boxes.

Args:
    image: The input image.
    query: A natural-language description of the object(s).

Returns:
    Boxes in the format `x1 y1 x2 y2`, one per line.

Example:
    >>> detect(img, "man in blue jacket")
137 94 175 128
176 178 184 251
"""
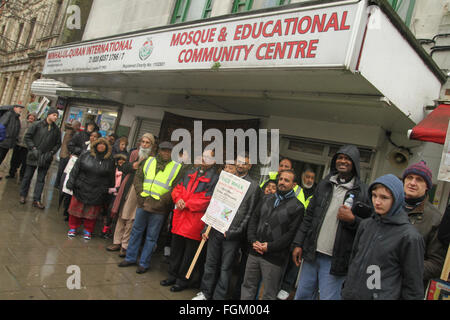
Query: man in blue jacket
0 105 24 179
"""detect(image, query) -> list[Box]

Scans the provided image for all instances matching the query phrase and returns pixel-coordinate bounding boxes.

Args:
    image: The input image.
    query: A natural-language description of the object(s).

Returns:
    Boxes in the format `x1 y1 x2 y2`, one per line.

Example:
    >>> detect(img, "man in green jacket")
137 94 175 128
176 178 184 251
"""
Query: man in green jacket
402 161 446 291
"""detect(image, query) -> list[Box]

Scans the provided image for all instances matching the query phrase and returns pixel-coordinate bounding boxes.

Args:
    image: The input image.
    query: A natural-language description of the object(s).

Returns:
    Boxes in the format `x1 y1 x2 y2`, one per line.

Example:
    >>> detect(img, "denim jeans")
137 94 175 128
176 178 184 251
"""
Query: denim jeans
124 208 165 269
20 165 49 202
200 228 240 300
280 250 300 292
294 252 346 300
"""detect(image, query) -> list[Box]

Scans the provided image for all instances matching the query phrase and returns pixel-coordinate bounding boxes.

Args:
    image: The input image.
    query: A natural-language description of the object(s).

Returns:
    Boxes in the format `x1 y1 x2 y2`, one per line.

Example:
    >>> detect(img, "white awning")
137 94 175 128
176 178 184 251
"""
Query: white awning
30 79 72 98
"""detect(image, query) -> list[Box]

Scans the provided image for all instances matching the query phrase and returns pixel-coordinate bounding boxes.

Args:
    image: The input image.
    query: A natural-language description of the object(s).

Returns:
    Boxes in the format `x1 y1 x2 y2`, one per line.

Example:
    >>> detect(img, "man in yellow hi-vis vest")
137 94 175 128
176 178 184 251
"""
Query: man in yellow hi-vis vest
118 141 184 274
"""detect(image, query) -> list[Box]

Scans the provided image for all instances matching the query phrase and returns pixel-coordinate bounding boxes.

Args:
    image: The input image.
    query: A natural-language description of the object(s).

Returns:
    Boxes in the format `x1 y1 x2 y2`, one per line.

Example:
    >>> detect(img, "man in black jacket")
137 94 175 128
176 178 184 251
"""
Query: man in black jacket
241 169 304 300
0 104 24 179
19 108 61 209
292 145 370 300
192 152 261 300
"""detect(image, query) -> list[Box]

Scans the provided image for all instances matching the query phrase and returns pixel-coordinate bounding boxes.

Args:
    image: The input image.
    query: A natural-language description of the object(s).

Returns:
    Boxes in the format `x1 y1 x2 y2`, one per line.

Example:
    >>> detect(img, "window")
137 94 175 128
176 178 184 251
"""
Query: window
0 77 7 103
25 18 36 47
388 0 415 27
14 23 24 50
232 0 252 13
171 0 215 24
232 0 290 13
7 76 19 104
0 25 5 50
252 0 291 11
51 0 63 34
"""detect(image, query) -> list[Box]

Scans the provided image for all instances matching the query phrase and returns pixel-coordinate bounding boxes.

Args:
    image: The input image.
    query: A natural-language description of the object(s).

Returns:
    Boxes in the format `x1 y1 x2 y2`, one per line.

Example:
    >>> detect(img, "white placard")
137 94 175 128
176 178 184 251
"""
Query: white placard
201 171 251 234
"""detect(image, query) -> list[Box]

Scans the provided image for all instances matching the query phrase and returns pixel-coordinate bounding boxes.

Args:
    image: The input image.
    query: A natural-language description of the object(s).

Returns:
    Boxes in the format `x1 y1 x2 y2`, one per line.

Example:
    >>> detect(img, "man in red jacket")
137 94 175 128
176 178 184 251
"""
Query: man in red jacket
160 149 219 292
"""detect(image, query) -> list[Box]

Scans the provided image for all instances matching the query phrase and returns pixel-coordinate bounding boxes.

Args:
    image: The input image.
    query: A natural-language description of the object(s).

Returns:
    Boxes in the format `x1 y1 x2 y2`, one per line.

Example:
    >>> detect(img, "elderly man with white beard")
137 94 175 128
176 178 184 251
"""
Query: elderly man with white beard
106 133 156 257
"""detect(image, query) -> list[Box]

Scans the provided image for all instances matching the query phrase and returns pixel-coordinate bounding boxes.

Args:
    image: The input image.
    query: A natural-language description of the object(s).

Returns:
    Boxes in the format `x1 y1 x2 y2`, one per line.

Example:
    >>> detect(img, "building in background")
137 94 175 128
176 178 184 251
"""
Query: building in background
0 0 121 136
0 0 68 113
40 0 450 207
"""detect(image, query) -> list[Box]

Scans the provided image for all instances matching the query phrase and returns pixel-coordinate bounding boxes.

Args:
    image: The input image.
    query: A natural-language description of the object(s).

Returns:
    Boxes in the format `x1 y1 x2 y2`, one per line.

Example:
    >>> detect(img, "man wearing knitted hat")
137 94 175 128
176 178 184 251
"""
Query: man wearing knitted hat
19 107 61 209
402 160 446 291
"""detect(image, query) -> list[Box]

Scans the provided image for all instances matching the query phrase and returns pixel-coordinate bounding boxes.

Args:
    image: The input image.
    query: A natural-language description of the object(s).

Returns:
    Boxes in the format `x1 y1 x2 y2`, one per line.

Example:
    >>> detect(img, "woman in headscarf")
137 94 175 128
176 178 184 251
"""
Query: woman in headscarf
66 137 115 240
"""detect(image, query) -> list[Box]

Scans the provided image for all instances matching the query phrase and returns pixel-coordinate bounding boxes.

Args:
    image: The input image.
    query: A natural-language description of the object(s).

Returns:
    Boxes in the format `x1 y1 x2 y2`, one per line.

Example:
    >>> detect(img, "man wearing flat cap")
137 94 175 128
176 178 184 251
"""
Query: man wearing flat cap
19 107 61 209
118 141 185 274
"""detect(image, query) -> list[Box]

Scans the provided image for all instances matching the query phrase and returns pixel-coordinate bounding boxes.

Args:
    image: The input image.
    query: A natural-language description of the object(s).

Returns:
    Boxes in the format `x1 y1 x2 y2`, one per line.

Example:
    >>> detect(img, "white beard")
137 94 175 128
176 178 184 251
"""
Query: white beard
138 147 151 159
302 181 314 189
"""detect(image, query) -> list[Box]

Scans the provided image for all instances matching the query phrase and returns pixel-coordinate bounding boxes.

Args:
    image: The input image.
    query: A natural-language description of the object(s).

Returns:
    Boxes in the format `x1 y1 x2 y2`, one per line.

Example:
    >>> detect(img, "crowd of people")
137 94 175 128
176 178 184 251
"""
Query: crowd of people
0 104 449 300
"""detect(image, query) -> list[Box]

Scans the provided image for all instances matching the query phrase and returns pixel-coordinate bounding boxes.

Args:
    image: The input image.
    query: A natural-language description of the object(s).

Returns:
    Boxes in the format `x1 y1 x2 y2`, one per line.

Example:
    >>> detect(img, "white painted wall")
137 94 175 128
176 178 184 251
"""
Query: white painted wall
83 0 323 41
409 0 450 39
83 0 175 40
358 6 442 125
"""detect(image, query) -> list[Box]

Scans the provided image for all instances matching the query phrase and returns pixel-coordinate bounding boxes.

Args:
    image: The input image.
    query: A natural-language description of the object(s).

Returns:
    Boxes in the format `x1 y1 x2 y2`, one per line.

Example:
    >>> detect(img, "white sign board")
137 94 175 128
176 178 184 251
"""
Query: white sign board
43 2 360 75
201 171 251 234
438 120 450 182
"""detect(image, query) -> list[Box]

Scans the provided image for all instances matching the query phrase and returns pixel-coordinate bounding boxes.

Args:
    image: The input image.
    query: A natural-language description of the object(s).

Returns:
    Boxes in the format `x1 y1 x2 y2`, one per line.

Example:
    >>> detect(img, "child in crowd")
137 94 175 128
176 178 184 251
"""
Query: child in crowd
342 174 425 300
263 180 277 195
102 153 130 238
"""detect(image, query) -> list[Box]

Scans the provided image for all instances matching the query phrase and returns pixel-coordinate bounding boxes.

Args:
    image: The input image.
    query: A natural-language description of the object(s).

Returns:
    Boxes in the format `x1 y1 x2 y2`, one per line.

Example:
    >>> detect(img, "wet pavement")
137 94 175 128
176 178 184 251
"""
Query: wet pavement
0 163 199 300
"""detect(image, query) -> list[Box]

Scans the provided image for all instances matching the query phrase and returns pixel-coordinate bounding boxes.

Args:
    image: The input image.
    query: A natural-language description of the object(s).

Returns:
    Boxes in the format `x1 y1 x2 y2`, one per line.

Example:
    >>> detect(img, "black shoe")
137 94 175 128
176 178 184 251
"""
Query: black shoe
32 201 45 210
136 266 148 274
160 278 176 287
118 260 136 267
170 284 186 292
5 175 14 179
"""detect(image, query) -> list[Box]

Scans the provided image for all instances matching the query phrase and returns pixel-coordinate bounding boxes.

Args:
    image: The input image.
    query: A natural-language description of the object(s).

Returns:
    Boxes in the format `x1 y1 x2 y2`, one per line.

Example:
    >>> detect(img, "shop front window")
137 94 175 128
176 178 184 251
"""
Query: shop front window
66 106 118 137
171 0 215 24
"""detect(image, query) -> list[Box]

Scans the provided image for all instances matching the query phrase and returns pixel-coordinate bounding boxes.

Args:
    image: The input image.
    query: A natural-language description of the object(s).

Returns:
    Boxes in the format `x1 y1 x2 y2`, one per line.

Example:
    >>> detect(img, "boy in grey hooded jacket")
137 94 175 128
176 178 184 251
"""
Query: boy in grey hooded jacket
342 174 425 300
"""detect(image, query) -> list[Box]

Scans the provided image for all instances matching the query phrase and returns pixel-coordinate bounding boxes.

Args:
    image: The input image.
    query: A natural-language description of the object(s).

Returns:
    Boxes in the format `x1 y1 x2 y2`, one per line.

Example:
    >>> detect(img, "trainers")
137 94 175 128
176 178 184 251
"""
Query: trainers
192 292 207 300
68 229 76 237
277 290 290 300
83 231 92 240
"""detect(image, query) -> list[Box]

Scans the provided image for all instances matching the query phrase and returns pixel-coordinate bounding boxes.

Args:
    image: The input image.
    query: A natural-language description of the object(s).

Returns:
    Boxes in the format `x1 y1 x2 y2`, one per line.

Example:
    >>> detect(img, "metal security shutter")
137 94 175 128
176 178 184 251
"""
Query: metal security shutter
133 118 161 145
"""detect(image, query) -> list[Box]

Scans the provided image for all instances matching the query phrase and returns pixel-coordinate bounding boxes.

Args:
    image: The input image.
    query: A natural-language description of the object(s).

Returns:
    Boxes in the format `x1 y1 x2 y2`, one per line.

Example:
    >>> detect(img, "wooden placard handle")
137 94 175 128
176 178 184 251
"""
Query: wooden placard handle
186 225 212 279
440 244 450 281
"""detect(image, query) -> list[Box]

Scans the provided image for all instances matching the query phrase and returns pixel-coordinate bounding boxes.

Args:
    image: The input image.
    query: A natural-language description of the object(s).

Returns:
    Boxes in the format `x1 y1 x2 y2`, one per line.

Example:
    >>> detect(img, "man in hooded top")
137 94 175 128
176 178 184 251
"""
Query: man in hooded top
292 145 370 300
342 174 425 300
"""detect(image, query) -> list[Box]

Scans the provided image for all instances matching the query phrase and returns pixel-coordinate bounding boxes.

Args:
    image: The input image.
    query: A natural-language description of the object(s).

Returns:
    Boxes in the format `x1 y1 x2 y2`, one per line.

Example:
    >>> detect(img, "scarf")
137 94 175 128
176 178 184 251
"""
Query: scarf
404 194 426 211
274 189 296 208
